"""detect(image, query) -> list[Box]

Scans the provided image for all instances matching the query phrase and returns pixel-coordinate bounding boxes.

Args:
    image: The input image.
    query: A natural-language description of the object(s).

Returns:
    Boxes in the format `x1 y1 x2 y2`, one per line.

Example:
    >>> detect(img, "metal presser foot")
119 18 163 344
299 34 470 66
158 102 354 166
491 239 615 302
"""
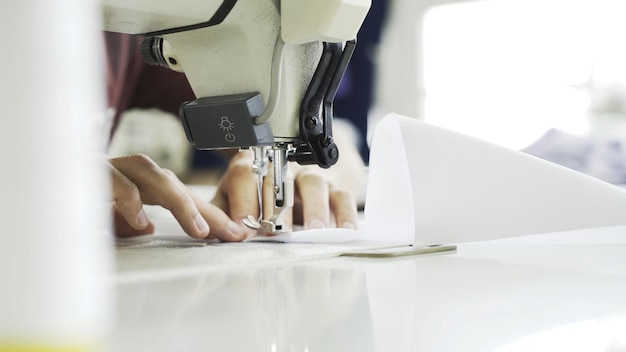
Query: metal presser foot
242 146 294 235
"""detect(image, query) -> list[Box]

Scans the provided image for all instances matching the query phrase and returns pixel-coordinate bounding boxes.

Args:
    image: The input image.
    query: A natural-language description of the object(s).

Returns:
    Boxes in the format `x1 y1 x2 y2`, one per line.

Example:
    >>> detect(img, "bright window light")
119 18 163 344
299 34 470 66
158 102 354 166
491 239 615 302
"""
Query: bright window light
423 0 626 150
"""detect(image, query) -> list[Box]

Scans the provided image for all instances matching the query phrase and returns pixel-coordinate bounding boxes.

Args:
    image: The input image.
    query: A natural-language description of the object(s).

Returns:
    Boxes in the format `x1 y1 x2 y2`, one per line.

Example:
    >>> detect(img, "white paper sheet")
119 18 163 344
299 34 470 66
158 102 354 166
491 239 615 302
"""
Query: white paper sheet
374 114 626 245
253 113 626 245
246 228 360 243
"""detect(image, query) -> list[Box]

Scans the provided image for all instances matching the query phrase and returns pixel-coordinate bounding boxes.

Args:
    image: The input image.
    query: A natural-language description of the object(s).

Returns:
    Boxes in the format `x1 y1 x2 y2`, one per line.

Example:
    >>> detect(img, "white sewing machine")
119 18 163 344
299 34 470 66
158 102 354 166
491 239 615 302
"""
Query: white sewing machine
102 0 370 234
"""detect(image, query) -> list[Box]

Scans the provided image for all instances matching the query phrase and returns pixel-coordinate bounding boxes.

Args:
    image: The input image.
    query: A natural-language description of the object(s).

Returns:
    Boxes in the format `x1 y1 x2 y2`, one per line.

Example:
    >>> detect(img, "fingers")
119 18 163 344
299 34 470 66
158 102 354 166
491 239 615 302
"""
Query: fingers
108 163 151 231
110 154 249 241
111 155 209 239
219 153 260 224
294 168 358 230
294 169 331 229
211 152 259 238
214 150 299 235
192 192 250 242
215 150 360 236
166 170 249 242
112 205 155 238
328 186 358 230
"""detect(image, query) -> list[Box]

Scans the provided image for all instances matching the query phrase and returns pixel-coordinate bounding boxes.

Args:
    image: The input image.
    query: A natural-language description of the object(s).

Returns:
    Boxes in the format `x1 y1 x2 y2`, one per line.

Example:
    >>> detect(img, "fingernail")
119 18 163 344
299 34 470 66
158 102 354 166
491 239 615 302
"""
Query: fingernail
307 218 327 230
195 214 210 234
137 209 149 227
341 221 356 230
228 220 249 238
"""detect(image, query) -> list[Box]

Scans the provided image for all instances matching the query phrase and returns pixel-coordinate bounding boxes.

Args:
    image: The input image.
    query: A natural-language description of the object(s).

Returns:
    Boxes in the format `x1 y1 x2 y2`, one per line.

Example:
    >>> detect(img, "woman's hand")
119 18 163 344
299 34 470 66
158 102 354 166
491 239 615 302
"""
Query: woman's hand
212 142 362 236
108 154 248 241
108 119 364 239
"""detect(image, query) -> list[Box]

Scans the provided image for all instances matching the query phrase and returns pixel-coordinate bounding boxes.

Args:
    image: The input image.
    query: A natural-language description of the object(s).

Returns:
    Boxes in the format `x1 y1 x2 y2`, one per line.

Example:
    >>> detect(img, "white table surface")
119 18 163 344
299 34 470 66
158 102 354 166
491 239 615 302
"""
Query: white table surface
109 201 626 352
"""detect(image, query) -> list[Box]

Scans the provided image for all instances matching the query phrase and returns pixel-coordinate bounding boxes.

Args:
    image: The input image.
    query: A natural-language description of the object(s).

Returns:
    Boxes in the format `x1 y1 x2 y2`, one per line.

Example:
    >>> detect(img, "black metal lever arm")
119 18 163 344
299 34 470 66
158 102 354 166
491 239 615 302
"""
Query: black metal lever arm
289 39 357 169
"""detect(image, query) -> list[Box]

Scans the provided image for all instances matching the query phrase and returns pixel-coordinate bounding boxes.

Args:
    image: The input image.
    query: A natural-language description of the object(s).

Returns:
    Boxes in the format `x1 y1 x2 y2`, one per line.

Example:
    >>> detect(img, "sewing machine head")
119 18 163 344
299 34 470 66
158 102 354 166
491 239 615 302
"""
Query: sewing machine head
102 0 371 233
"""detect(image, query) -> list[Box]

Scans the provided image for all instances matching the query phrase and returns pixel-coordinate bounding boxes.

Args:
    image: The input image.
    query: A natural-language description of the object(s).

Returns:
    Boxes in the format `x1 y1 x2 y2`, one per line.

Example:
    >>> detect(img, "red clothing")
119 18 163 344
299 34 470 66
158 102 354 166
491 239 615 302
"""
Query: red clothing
105 32 195 138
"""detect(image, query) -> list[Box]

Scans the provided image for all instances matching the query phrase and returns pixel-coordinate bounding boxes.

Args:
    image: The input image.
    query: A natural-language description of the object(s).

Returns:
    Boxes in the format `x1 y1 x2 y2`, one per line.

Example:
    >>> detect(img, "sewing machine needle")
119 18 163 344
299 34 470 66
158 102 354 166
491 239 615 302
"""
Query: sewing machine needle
256 172 263 223
243 147 267 231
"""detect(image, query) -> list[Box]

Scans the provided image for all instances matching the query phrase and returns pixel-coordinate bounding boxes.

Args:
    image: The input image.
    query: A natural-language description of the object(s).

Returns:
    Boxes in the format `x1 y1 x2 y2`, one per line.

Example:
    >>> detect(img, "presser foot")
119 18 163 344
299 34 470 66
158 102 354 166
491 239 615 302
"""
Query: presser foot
243 216 287 235
243 145 293 236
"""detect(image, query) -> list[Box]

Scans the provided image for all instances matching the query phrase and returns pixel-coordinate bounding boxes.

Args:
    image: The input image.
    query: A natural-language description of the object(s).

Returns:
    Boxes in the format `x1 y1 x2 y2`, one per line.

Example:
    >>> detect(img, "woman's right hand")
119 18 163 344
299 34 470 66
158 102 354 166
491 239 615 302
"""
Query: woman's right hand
108 154 249 241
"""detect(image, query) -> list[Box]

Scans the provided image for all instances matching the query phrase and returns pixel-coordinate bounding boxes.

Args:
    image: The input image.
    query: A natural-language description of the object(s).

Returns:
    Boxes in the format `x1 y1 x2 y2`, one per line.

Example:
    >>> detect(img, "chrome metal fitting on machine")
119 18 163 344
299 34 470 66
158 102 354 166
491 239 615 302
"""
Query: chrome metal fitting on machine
243 146 295 235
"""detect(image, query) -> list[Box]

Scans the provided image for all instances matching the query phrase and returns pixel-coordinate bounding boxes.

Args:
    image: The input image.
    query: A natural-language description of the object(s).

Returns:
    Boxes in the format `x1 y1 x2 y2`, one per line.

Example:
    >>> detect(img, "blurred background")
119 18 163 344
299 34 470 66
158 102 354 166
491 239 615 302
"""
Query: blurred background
375 0 626 184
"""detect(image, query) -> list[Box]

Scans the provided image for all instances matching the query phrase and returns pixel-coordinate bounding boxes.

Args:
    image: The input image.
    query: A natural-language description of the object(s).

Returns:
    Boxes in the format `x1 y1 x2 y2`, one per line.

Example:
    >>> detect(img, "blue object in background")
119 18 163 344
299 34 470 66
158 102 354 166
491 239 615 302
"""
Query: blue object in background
335 0 389 164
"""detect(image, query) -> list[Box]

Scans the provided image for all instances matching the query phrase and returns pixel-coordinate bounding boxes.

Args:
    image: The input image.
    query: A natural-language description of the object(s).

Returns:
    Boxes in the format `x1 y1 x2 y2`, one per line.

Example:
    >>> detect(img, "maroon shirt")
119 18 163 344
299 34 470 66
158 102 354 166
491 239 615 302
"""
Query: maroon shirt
105 32 195 138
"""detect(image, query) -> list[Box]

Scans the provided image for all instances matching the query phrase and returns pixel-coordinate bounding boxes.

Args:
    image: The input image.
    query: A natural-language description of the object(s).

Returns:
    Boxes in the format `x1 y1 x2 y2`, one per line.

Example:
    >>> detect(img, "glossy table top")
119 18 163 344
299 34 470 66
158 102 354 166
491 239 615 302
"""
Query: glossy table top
110 225 626 351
